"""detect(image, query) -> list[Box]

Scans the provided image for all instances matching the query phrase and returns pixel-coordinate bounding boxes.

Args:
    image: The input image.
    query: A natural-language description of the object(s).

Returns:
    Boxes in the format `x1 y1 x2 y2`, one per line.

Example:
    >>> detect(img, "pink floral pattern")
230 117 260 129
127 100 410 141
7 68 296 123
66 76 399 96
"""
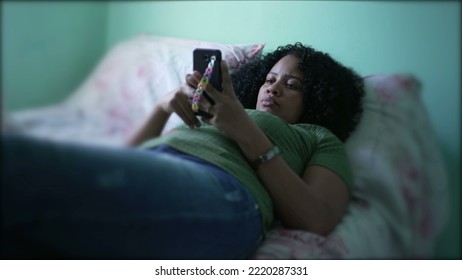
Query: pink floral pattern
5 38 448 259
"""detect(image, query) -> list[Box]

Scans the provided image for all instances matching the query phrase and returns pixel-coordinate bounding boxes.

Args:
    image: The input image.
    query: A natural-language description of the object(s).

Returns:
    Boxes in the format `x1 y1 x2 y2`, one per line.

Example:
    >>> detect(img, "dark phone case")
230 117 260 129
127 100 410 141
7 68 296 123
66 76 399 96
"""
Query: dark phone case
193 49 222 92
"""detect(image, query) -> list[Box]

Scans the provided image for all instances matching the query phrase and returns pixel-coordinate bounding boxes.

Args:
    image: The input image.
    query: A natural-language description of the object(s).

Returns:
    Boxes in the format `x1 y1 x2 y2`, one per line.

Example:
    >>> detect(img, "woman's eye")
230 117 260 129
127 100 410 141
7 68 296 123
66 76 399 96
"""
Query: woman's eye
286 83 300 90
266 78 275 84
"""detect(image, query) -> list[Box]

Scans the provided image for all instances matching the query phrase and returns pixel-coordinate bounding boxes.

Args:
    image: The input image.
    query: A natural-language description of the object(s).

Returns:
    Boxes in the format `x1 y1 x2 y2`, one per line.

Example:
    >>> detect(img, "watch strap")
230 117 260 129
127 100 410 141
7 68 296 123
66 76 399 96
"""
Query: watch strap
251 146 281 170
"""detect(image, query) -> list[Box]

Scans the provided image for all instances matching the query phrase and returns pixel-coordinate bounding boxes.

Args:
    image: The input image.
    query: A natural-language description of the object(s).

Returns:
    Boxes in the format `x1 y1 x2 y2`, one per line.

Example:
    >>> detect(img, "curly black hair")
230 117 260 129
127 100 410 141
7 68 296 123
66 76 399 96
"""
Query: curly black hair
231 42 365 142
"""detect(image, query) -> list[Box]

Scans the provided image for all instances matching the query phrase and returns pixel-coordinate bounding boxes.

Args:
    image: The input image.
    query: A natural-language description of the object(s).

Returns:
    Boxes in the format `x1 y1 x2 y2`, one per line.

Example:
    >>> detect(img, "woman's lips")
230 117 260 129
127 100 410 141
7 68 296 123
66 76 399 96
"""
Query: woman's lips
261 97 278 107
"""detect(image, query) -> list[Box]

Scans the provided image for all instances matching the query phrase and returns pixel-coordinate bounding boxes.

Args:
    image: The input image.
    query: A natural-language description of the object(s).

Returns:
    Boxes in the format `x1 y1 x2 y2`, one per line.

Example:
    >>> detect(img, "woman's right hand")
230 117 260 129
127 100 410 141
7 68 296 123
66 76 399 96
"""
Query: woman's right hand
157 71 211 129
126 71 206 146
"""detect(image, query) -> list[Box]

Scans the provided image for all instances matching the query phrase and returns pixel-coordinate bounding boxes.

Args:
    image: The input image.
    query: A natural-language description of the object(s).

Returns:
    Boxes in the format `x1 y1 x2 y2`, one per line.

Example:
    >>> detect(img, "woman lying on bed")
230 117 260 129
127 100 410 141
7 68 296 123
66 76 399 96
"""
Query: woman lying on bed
2 43 364 259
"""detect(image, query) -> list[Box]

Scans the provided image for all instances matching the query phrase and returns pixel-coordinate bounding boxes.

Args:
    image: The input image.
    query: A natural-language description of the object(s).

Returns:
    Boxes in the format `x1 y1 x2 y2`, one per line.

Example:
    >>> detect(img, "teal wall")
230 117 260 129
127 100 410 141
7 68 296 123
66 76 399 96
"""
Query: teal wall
2 1 108 110
2 1 460 259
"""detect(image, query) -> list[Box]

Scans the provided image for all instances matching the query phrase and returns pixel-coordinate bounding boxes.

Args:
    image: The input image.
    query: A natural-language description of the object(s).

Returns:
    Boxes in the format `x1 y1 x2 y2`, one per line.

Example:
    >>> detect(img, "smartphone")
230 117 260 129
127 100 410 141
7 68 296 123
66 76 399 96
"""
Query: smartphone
193 48 222 92
193 49 222 118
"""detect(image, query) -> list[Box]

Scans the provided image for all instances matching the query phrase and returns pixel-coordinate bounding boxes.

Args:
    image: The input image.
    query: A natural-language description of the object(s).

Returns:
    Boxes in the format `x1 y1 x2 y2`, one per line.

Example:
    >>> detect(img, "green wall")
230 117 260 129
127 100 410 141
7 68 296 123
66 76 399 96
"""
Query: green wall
2 1 460 259
2 1 108 110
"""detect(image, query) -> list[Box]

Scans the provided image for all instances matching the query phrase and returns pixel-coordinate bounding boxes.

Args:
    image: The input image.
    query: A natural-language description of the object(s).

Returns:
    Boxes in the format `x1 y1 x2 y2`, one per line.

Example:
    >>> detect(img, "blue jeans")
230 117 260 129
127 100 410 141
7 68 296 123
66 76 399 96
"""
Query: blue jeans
1 134 263 259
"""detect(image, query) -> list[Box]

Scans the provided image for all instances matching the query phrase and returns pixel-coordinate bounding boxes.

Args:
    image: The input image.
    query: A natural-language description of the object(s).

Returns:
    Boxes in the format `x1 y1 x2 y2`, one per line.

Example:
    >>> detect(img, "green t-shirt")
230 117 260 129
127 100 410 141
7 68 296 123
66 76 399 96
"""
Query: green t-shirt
140 109 353 232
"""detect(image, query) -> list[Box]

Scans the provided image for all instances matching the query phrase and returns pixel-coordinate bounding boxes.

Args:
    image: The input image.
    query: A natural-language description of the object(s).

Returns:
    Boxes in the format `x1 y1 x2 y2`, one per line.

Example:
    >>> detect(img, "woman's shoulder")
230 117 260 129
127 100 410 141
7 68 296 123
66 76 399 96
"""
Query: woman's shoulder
294 123 343 147
245 109 278 119
246 109 341 142
245 109 289 128
294 122 334 135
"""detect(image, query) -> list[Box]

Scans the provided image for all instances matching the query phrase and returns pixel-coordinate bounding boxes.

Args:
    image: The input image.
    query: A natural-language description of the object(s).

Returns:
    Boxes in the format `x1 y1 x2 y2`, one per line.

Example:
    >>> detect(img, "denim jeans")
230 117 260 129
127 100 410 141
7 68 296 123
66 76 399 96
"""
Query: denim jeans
1 134 263 259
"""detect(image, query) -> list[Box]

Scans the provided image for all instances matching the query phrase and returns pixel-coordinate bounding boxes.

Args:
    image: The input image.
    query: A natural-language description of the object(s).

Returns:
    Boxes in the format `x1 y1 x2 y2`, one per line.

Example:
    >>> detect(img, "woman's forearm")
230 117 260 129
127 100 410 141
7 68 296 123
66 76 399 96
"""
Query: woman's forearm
235 118 345 235
125 104 171 147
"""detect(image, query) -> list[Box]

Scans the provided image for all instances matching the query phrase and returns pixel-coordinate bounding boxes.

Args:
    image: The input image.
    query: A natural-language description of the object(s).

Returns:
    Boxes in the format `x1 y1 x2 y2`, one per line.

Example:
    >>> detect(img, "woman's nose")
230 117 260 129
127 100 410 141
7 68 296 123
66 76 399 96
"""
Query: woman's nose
267 83 281 96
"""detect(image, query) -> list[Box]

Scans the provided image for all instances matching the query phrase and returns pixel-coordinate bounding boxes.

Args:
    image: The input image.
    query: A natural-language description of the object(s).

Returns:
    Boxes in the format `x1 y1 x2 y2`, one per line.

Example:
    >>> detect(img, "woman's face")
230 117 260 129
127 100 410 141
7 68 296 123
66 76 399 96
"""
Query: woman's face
256 55 305 123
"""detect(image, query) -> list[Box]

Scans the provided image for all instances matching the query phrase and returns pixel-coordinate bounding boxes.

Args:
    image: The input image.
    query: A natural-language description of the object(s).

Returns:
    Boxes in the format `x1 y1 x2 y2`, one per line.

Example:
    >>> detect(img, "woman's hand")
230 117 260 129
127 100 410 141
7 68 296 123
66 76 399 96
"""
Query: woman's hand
157 71 207 129
126 71 208 146
199 61 253 142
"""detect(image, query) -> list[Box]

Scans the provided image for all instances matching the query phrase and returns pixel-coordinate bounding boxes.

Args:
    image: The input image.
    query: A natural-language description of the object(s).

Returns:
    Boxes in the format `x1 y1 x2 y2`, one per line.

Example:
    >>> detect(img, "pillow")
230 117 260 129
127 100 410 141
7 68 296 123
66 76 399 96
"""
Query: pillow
342 74 449 257
8 35 264 145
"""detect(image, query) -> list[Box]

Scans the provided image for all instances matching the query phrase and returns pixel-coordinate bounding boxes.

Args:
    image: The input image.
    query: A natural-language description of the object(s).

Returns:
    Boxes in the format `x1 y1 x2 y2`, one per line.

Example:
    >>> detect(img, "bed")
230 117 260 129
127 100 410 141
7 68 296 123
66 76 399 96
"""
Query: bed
3 34 449 259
